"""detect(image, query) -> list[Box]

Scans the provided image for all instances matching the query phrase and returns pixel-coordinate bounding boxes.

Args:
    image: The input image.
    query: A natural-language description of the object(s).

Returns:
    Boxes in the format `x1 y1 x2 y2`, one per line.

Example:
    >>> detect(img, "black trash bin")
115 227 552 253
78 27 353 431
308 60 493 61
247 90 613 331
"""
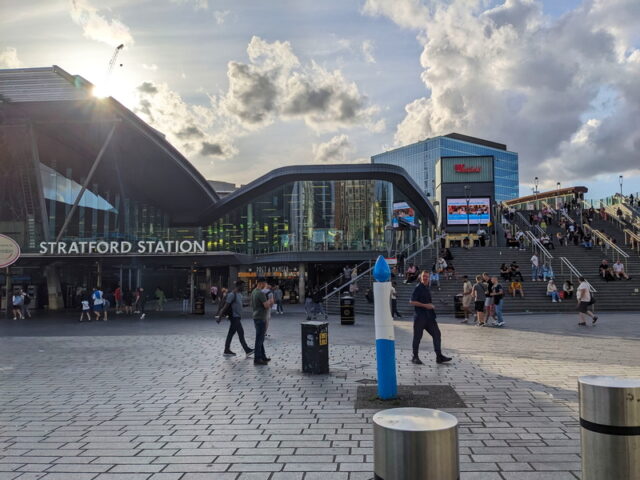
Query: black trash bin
193 296 205 315
453 294 465 319
301 321 329 374
340 295 355 325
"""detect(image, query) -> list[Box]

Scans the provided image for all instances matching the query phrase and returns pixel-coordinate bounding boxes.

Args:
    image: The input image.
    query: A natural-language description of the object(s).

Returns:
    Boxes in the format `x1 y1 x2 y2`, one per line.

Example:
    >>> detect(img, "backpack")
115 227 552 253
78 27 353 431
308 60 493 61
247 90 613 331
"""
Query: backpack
217 292 238 319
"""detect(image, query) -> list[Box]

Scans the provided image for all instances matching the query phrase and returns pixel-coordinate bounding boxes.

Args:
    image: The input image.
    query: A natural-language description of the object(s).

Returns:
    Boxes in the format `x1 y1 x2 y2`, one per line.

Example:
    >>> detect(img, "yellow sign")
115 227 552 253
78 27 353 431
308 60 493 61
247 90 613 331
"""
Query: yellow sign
0 234 20 268
319 332 328 346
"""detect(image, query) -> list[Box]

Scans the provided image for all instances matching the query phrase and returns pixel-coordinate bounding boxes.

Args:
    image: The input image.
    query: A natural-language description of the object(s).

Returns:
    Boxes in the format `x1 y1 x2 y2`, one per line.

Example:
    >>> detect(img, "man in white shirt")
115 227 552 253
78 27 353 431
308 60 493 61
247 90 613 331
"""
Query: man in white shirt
576 276 598 326
612 260 630 280
530 254 539 281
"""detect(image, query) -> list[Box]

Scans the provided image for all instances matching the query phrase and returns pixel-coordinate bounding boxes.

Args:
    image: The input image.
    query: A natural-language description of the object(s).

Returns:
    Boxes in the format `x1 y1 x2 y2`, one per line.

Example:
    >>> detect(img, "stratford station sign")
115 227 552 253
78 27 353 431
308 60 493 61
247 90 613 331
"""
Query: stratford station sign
39 240 206 255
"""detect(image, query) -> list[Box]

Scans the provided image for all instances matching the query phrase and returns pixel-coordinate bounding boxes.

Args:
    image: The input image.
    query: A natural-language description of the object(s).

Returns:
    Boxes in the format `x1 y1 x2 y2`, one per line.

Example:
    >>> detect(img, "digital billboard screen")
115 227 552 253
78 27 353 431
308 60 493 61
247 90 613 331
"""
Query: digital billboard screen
446 198 491 225
391 202 416 228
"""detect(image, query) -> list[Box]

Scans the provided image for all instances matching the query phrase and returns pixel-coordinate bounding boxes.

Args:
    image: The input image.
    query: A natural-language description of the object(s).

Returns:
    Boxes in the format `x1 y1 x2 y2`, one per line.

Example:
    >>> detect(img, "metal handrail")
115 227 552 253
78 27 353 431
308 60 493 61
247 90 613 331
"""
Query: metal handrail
623 229 640 255
583 224 629 259
322 235 442 302
559 257 596 293
525 230 554 262
321 259 369 295
405 235 442 263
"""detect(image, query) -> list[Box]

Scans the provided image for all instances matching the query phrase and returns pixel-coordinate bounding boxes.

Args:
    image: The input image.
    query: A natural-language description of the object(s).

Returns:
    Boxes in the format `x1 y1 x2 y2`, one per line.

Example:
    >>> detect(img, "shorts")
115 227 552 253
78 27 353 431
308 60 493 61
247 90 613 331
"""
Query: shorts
474 301 485 312
462 295 472 308
577 301 590 313
92 304 104 312
484 297 491 307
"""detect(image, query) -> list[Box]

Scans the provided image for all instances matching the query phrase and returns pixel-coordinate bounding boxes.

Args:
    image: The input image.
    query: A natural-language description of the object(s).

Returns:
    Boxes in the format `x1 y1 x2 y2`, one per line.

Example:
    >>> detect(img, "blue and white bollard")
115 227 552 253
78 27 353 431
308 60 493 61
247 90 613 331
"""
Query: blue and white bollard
373 255 398 400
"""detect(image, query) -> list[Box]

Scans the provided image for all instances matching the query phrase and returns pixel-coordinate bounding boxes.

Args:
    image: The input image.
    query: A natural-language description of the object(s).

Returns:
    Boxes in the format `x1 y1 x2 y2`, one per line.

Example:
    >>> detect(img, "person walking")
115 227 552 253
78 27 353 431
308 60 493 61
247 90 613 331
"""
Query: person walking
531 253 540 281
391 281 401 318
409 271 452 365
79 294 91 322
137 288 146 319
490 276 505 327
21 289 32 319
155 286 166 311
460 275 473 323
11 290 24 320
251 277 273 365
114 285 122 314
577 276 598 326
123 288 133 315
181 289 190 314
218 280 253 357
91 287 104 321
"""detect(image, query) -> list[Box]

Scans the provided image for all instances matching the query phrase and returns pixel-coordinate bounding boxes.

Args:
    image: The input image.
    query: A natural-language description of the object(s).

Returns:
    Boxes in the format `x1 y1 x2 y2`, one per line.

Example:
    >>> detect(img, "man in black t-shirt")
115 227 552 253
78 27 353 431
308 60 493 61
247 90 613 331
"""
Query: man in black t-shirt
409 271 452 365
490 276 505 327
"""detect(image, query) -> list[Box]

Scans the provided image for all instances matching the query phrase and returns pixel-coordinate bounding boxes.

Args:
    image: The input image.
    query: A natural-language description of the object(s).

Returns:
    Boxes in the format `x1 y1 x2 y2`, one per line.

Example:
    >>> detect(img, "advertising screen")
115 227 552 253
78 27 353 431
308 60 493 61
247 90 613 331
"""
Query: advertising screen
391 202 416 228
446 198 491 225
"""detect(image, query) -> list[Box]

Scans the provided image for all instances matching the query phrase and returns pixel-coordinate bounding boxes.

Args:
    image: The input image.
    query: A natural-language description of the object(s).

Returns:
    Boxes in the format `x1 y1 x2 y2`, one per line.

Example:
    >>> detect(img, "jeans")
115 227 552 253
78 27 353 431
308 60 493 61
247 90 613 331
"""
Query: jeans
253 319 267 361
548 291 560 301
276 300 284 314
494 301 504 323
412 315 441 357
225 317 250 353
531 266 539 280
391 299 400 316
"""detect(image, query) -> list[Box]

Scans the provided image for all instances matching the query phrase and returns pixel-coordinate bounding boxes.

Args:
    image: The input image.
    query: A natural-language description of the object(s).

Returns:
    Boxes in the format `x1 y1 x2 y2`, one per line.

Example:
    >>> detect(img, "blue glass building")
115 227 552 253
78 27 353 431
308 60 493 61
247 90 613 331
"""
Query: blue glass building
371 133 519 203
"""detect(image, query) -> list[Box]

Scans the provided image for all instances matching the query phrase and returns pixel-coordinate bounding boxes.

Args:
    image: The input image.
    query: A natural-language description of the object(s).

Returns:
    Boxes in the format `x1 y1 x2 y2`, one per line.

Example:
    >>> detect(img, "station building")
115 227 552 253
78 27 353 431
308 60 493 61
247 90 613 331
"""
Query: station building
0 66 437 310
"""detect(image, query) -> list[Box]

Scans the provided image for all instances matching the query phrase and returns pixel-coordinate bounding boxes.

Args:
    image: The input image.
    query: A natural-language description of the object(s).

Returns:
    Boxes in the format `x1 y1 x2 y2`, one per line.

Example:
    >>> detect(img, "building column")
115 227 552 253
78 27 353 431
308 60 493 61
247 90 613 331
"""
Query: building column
298 263 306 302
44 264 64 311
96 261 102 288
4 267 11 317
228 266 239 286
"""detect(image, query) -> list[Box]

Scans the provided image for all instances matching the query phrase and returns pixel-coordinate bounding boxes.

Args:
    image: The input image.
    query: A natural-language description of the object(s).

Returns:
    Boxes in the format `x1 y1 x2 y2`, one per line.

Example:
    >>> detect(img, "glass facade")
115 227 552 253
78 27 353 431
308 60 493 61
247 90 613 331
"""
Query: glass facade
372 135 519 202
205 179 426 254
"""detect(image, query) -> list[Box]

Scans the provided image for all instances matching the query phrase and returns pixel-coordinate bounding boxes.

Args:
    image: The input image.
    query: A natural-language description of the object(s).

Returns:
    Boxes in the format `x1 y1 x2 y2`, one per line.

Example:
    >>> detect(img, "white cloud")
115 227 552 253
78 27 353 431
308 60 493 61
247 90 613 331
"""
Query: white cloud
362 0 430 30
312 134 354 163
369 0 640 183
362 40 376 63
0 47 22 68
222 36 383 132
69 0 134 47
170 0 208 10
214 10 230 25
141 63 158 71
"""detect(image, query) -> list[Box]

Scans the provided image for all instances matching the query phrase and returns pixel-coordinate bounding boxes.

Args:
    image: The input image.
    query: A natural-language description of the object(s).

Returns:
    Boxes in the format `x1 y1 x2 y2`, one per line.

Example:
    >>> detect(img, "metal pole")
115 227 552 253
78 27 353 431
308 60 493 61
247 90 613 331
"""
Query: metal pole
189 270 195 313
373 256 397 399
5 267 10 318
55 123 117 242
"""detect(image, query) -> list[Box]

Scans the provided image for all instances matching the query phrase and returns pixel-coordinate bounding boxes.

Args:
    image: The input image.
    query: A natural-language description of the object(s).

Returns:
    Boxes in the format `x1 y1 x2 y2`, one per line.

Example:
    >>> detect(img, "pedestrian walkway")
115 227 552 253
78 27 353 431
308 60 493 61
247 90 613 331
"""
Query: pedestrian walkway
1 311 639 479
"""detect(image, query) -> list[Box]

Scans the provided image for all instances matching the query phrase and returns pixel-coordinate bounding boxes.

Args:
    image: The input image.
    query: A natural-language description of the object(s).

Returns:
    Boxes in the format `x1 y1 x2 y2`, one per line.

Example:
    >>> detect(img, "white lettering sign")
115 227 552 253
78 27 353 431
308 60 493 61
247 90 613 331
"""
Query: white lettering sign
38 240 206 255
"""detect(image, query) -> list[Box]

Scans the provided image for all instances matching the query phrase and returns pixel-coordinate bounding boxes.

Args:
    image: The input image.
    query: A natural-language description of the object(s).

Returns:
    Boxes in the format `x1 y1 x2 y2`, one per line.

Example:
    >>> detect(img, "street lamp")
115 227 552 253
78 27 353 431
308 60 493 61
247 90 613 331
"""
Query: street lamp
556 182 561 192
534 176 539 208
464 185 471 237
619 175 624 198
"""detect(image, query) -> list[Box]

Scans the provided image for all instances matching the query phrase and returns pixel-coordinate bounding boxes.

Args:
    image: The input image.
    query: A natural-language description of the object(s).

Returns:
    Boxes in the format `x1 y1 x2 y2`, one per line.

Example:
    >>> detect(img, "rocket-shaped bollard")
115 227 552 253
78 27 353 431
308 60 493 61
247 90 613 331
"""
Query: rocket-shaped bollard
373 255 398 400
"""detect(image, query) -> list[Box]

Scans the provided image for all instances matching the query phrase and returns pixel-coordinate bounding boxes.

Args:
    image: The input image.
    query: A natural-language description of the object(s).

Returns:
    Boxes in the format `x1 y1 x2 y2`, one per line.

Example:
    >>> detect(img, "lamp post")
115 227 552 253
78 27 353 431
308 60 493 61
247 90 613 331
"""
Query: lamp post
464 185 470 237
619 175 624 199
534 176 539 208
557 182 561 193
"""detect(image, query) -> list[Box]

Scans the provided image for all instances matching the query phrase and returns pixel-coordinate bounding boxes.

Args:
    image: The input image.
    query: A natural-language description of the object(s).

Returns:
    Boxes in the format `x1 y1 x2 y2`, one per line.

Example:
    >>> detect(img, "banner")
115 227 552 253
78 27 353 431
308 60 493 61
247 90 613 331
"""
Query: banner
391 202 416 228
446 198 491 225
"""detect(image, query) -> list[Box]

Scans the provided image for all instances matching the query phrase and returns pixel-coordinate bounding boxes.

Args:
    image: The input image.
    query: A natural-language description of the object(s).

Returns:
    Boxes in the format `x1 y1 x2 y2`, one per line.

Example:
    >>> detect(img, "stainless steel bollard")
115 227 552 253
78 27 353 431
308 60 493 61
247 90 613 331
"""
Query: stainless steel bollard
579 376 640 480
373 407 459 480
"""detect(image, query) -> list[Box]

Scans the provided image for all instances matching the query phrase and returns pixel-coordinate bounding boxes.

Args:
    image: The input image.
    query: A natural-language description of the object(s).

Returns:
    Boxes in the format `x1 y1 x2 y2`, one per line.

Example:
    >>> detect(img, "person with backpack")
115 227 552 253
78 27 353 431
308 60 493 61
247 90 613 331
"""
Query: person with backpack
11 290 24 320
217 281 253 357
91 287 104 321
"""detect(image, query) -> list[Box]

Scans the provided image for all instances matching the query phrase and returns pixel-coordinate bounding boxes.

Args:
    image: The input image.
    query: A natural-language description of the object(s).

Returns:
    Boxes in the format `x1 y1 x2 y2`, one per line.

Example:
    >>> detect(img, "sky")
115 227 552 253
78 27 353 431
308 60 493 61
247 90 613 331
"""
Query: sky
1 0 639 199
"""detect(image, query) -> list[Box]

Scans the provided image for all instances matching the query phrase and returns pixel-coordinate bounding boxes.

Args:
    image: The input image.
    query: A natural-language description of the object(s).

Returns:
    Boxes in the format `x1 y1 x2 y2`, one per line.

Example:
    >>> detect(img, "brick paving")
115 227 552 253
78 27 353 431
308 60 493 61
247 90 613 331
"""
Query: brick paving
1 308 639 479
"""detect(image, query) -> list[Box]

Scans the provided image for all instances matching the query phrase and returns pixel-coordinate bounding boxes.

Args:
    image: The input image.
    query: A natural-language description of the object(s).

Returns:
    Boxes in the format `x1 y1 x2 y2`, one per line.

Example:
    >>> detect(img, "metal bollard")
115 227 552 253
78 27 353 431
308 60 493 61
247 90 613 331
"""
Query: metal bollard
373 407 459 480
579 375 640 480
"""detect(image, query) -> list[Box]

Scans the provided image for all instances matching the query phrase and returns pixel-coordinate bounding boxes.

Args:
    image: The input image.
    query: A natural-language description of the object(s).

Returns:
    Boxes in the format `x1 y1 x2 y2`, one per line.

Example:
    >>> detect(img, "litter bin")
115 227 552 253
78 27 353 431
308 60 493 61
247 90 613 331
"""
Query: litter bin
579 375 640 480
340 295 355 325
373 407 459 480
453 294 464 319
301 321 329 374
192 296 205 315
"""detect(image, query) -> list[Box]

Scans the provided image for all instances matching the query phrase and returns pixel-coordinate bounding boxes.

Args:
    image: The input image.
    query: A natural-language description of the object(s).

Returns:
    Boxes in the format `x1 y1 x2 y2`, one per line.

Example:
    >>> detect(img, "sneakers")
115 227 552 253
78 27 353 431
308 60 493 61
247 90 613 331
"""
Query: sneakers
140 313 146 319
223 350 236 356
245 349 255 357
592 315 598 324
411 356 424 365
496 321 505 327
436 355 452 364
254 359 268 365
552 299 557 303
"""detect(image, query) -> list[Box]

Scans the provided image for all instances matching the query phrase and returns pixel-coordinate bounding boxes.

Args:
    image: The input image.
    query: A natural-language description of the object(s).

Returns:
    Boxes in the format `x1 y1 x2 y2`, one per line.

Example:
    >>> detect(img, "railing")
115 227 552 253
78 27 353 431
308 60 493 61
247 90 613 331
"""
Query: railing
525 230 554 264
582 224 630 270
320 259 370 299
322 235 442 303
559 257 596 293
624 229 640 255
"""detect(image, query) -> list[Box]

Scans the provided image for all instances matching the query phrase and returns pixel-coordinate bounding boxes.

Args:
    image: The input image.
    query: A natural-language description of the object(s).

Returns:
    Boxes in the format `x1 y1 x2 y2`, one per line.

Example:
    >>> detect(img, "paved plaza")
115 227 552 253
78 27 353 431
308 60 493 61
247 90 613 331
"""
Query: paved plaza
1 307 639 480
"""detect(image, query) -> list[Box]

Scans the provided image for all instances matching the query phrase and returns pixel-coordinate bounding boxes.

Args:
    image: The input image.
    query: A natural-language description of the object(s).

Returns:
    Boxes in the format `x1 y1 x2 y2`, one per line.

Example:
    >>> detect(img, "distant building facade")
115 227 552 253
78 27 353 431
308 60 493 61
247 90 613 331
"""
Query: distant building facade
371 133 519 203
